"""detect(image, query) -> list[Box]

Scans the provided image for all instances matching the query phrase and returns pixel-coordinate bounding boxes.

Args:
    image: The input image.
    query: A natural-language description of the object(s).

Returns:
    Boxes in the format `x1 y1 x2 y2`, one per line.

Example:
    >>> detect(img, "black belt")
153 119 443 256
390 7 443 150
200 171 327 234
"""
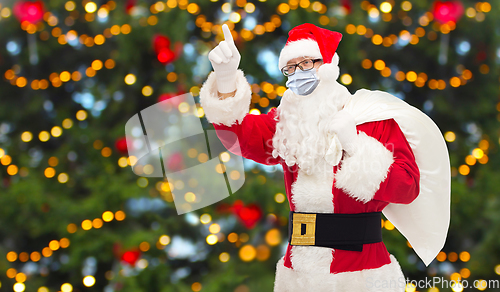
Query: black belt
288 211 382 252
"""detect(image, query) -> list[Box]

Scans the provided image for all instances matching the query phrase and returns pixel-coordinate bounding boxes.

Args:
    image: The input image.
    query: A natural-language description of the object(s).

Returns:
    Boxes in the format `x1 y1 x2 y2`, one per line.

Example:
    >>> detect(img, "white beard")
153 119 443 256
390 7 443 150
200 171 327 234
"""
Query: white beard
272 59 351 175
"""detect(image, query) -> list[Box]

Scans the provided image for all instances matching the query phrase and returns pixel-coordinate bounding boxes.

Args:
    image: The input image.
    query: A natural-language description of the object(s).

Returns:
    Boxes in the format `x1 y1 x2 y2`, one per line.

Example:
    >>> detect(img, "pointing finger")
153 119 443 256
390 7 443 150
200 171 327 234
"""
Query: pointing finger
222 24 234 44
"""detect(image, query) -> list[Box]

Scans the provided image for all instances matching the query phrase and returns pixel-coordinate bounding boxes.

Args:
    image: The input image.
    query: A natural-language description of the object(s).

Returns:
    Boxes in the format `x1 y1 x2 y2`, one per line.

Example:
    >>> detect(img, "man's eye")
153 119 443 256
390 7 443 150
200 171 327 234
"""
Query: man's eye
286 66 295 71
303 60 311 65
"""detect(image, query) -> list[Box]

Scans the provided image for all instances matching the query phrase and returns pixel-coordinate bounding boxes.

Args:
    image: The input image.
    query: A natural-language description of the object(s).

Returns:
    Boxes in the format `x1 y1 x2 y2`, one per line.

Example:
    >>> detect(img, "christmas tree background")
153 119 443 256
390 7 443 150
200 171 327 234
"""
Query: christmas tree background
1 0 499 291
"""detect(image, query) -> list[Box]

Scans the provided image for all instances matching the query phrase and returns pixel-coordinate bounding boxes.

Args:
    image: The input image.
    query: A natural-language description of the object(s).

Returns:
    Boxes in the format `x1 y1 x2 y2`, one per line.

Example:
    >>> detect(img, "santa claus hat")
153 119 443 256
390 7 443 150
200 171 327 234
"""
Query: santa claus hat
278 23 342 70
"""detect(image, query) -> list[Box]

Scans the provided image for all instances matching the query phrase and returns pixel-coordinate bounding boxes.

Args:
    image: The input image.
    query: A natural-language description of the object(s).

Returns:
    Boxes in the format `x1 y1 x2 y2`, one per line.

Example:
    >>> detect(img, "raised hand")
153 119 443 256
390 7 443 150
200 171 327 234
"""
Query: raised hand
208 24 241 94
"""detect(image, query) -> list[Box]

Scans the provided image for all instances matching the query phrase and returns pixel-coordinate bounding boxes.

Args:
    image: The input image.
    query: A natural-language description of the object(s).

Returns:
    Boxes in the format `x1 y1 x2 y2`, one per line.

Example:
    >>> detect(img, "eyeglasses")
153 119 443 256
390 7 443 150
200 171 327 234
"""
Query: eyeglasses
281 59 323 76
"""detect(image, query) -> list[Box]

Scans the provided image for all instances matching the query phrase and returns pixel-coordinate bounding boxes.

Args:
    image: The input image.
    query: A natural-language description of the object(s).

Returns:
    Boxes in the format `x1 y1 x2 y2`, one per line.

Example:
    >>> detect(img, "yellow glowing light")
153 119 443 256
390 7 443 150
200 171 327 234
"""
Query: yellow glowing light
345 24 356 34
13 283 25 292
458 165 470 175
219 252 230 262
61 283 73 292
118 157 128 167
444 131 456 142
62 118 73 129
21 131 33 142
200 214 212 224
58 173 69 183
105 59 115 69
265 228 281 246
7 165 18 175
184 192 196 203
229 12 241 23
405 283 416 292
0 148 4 159
274 192 286 203
472 148 484 159
385 220 395 230
7 251 18 262
1 154 11 165
142 86 153 96
451 282 463 292
374 60 385 70
92 60 103 70
245 3 256 13
115 210 126 221
368 7 380 18
406 71 417 82
465 155 476 166
83 275 95 287
340 74 352 85
16 273 27 283
159 235 171 245
380 2 392 13
401 1 412 11
39 131 50 142
49 240 60 251
85 2 97 13
102 211 114 222
459 251 470 262
60 71 71 82
44 167 56 178
30 251 41 262
42 247 53 257
51 126 62 137
97 7 108 18
67 223 77 233
81 219 92 230
76 110 87 121
191 282 202 292
209 223 221 234
239 244 257 261
38 287 49 292
476 280 487 290
65 1 76 11
124 74 136 85
60 238 70 248
7 268 17 278
206 234 218 245
249 108 260 116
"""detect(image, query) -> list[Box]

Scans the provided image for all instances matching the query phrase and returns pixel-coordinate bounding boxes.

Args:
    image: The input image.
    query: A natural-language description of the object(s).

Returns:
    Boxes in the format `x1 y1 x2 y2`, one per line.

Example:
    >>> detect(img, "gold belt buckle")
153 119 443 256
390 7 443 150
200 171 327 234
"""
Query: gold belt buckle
291 213 316 245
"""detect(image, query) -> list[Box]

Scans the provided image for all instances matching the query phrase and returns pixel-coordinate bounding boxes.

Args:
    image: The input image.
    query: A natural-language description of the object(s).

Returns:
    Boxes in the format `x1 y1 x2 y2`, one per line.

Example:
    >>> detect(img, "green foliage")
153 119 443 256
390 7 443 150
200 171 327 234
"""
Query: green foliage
1 0 500 291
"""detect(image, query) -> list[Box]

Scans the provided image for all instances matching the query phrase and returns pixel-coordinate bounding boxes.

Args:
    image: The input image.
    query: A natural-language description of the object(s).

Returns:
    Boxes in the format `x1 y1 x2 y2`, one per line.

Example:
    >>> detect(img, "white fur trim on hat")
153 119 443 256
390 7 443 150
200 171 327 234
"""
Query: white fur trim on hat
199 69 251 127
278 39 322 70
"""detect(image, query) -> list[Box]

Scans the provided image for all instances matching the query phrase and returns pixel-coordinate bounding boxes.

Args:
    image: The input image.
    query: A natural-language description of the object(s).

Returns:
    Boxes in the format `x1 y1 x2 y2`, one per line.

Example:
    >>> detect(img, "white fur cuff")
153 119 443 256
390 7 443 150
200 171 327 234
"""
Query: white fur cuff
199 69 252 127
334 132 394 203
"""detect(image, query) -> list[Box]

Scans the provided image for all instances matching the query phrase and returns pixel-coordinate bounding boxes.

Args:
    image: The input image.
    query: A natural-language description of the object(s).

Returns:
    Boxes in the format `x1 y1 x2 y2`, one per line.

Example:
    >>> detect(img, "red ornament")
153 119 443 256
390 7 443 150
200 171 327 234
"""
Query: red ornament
152 34 182 65
13 0 45 24
157 49 175 64
115 137 129 154
431 0 464 24
232 200 263 229
341 0 352 14
166 152 185 172
121 249 141 266
153 35 171 54
125 0 137 14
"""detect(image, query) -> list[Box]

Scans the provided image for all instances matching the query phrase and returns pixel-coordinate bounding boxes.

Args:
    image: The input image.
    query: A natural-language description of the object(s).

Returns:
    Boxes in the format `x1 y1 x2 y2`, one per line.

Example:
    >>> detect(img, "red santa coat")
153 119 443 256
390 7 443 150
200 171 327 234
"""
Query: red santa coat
200 69 422 291
213 107 420 273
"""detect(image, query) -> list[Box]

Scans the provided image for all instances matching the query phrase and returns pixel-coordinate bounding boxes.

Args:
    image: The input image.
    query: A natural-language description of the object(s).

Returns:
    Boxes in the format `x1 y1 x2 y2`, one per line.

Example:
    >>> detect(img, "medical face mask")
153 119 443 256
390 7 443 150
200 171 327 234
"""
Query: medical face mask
285 68 320 96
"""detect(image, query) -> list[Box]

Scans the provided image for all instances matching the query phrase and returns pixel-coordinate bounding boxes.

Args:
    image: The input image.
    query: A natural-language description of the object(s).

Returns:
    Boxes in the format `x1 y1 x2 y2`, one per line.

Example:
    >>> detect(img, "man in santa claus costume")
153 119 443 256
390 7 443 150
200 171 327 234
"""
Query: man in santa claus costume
200 23 450 291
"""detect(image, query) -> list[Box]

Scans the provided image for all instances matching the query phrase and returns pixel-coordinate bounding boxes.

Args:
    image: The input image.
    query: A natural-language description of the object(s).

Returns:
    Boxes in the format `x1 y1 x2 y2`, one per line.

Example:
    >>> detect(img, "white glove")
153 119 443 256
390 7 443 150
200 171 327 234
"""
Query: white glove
208 24 241 93
328 110 358 156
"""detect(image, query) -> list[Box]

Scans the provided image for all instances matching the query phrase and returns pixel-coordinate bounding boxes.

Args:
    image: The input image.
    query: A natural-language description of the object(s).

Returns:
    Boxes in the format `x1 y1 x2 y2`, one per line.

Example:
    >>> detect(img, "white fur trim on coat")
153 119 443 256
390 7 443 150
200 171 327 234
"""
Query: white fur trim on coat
334 132 394 203
274 254 405 292
199 69 251 127
291 160 334 213
278 39 322 69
